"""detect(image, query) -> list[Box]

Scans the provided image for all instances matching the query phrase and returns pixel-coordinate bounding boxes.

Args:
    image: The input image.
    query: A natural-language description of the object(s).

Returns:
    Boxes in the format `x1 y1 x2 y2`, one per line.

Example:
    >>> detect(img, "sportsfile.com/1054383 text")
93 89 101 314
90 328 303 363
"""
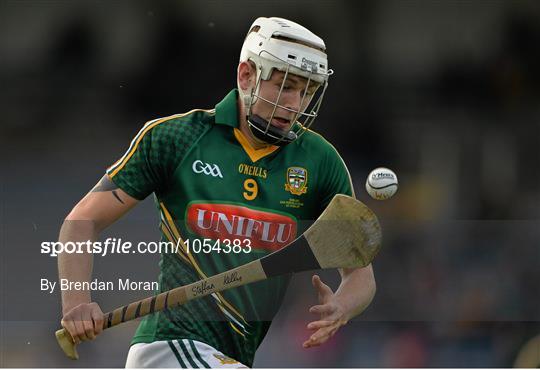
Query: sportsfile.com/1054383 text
40 237 252 257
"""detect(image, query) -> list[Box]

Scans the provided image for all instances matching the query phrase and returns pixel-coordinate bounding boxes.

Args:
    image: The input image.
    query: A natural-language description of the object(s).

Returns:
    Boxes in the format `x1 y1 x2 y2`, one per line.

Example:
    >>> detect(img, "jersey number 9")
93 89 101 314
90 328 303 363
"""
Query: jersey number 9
243 179 258 200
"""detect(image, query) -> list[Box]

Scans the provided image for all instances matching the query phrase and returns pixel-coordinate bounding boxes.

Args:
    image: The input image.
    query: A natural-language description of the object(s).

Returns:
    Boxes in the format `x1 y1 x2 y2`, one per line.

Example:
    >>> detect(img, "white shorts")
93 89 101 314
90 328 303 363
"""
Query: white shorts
125 339 249 368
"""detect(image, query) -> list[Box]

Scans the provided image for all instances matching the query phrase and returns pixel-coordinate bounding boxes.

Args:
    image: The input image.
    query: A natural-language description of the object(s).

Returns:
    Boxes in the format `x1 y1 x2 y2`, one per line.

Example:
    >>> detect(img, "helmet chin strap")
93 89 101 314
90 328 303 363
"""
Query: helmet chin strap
247 114 297 146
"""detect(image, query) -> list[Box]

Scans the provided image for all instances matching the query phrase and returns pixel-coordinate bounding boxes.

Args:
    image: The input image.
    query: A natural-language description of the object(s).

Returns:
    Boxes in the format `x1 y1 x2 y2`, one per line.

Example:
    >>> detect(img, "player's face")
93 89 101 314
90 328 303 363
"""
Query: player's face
252 70 320 132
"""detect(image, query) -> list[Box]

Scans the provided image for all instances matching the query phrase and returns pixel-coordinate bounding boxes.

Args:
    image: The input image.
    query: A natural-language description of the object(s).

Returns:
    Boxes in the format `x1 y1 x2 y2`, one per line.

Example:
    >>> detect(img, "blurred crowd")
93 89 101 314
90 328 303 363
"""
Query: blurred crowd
1 0 539 367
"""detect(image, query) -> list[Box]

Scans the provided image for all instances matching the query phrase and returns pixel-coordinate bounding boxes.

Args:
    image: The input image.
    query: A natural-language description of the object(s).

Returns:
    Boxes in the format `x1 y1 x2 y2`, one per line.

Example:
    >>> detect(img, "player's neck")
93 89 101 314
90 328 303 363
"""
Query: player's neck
237 100 272 150
237 120 272 150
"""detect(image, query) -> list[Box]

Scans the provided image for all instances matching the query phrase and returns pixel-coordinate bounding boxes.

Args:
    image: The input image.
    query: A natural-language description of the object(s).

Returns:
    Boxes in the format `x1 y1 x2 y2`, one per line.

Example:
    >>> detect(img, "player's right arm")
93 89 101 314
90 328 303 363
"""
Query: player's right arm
58 116 193 343
58 174 139 344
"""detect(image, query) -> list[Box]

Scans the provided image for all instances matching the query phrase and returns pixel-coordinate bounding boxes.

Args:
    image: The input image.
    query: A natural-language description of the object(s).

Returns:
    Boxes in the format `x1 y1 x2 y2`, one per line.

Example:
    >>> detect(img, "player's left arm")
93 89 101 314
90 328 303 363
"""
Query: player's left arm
303 142 377 348
303 264 376 348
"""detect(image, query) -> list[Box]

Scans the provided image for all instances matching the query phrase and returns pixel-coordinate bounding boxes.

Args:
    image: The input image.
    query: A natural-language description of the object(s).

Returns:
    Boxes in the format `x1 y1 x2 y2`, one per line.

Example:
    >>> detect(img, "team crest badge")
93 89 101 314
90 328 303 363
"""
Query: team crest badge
285 167 308 195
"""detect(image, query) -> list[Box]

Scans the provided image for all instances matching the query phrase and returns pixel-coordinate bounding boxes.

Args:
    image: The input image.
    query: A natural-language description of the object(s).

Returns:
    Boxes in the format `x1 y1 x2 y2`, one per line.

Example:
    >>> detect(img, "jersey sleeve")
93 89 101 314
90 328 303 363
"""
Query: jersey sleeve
106 120 172 200
106 112 210 200
318 145 355 210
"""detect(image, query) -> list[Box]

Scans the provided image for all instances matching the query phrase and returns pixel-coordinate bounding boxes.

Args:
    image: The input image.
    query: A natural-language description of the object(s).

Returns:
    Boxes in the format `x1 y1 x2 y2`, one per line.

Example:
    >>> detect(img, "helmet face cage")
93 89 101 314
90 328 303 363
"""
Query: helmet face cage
245 50 332 146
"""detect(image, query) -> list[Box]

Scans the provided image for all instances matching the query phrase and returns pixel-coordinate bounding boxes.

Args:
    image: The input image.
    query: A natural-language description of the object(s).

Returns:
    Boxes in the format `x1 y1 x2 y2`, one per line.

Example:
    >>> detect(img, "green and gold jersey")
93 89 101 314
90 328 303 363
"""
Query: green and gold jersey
107 89 354 366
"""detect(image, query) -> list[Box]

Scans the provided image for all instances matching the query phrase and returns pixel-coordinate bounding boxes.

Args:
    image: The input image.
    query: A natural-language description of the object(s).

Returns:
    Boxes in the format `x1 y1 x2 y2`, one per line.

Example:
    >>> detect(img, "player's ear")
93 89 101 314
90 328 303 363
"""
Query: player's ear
238 61 256 91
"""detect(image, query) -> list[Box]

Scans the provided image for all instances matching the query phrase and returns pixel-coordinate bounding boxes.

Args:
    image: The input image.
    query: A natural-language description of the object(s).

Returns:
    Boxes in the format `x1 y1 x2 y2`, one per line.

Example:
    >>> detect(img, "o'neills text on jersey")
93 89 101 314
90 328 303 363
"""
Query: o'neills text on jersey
238 163 268 179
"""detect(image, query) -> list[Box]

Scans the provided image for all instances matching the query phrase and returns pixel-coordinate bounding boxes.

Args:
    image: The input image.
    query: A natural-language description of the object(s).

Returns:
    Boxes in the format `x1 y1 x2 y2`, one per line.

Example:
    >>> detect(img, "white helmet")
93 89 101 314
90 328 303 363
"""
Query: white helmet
238 17 333 146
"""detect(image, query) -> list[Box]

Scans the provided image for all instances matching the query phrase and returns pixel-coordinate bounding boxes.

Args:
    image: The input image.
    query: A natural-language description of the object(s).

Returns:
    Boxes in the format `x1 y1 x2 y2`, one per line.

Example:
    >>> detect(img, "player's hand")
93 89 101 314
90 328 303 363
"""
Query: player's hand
61 302 104 344
303 275 348 349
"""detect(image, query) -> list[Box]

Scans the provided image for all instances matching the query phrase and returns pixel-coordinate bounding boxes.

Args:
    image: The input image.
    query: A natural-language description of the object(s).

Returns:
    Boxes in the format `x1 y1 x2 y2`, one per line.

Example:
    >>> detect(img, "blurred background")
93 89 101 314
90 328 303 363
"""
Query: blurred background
1 0 539 367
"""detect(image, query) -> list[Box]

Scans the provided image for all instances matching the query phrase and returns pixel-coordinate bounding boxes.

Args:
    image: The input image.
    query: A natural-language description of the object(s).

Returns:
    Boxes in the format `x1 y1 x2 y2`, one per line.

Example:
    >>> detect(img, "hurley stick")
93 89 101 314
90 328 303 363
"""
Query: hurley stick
56 194 382 360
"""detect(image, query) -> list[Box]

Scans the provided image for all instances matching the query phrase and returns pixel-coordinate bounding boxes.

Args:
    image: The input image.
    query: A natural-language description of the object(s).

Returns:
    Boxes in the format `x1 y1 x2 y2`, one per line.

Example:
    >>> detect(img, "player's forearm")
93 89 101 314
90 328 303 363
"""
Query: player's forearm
335 264 376 321
57 219 98 314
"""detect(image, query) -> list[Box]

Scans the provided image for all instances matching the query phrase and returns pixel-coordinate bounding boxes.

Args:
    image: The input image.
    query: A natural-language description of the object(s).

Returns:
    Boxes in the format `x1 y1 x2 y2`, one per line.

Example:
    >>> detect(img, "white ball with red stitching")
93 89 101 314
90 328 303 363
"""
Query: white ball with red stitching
365 167 398 200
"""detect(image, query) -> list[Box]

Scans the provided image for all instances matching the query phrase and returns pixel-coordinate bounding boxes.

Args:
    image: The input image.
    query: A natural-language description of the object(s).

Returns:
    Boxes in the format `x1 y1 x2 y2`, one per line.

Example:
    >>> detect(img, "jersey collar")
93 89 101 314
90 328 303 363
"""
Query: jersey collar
215 89 239 128
215 89 280 162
